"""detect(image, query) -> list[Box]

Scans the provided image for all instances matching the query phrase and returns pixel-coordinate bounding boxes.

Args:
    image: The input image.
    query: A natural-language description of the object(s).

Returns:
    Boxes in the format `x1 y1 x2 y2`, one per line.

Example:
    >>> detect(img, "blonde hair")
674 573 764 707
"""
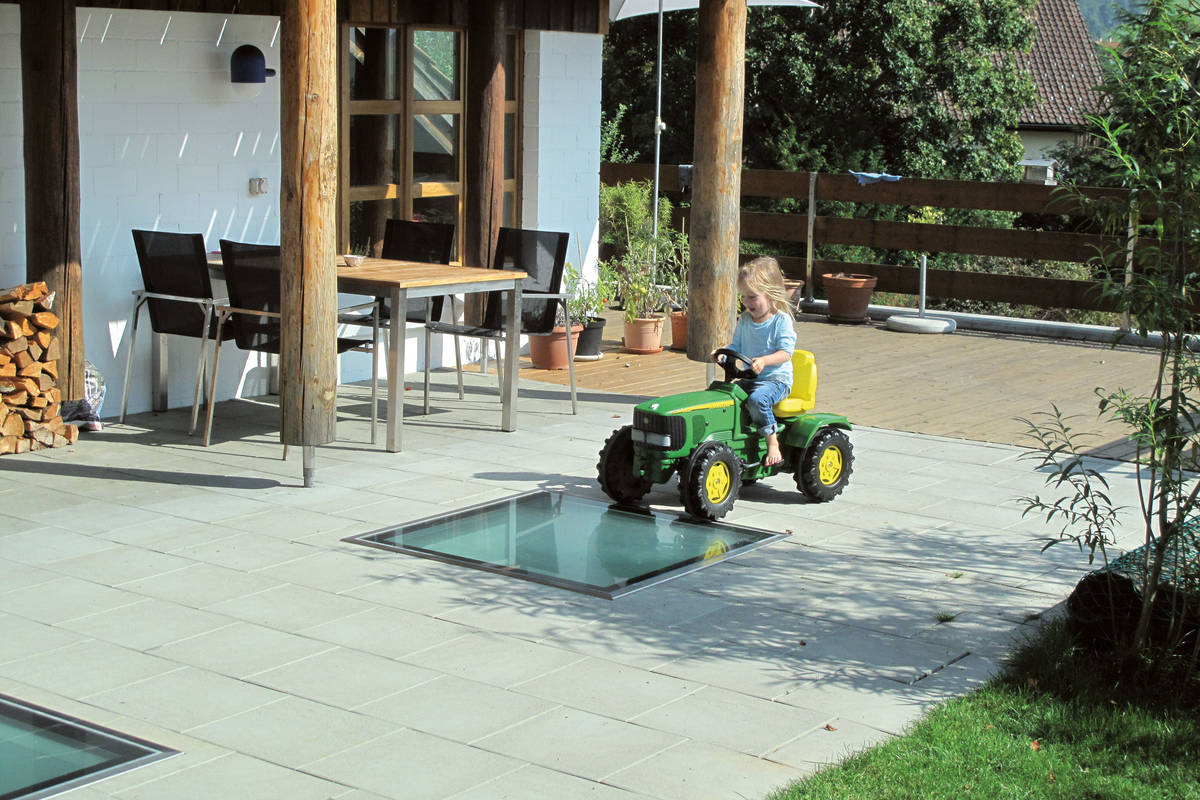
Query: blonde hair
737 256 791 316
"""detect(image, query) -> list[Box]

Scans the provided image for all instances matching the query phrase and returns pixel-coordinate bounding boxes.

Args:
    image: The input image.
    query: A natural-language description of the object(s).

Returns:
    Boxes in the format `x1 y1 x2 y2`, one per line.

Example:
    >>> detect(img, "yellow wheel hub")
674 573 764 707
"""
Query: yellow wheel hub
703 540 729 561
818 445 843 485
705 462 731 503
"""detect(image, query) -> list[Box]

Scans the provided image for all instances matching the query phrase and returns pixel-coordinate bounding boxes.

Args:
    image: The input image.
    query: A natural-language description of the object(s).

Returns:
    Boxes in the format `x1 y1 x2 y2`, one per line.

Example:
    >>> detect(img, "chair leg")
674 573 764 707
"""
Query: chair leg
493 339 504 392
453 335 464 399
448 296 464 399
118 298 144 424
370 311 380 444
202 316 228 448
188 304 213 436
566 324 578 415
423 330 432 416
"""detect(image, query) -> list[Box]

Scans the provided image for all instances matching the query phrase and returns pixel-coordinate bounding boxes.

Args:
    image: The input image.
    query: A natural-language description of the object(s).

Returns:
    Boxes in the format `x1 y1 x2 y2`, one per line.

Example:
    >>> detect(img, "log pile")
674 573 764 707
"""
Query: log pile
0 281 77 454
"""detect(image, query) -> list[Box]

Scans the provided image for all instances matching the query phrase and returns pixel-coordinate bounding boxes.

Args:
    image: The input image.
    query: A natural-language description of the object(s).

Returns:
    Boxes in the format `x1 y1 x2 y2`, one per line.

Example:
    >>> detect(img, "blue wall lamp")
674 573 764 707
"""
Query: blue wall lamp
230 45 276 84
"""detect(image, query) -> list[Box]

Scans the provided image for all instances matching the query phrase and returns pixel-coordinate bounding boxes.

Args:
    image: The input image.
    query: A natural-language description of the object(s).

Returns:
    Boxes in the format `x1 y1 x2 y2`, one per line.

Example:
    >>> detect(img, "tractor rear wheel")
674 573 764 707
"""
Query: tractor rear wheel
796 428 852 502
679 441 742 521
598 425 652 505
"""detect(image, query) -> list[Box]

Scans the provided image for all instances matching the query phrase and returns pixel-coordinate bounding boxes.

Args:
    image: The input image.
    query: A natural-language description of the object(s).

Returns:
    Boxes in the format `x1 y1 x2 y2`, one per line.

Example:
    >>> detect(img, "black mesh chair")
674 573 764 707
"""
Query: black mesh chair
337 219 463 400
121 229 233 434
425 227 576 414
205 240 378 447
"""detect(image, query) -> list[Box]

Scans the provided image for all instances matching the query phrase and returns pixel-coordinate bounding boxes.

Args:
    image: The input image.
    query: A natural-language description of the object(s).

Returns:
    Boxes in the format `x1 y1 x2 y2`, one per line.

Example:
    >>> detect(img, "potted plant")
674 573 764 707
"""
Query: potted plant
659 226 690 351
599 179 689 354
611 237 671 353
565 261 616 361
821 272 877 323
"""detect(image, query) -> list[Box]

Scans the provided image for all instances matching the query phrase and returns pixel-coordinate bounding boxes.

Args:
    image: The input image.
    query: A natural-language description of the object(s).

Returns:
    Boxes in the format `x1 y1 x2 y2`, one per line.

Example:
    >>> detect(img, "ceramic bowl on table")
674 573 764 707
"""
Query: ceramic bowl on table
342 254 364 268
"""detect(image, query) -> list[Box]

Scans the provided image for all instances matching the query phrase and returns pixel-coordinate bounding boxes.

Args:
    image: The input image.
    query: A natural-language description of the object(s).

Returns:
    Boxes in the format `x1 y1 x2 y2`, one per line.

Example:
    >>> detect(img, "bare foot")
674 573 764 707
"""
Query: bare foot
765 440 783 467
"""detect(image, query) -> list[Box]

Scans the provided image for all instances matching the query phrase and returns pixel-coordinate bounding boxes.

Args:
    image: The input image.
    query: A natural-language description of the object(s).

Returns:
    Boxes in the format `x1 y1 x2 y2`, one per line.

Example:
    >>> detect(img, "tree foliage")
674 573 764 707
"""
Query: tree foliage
602 0 1036 181
1020 0 1200 678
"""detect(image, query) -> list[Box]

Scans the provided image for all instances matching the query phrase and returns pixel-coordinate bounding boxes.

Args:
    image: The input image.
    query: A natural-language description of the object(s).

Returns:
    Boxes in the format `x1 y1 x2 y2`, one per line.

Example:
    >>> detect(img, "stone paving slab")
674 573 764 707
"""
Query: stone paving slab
0 372 1148 799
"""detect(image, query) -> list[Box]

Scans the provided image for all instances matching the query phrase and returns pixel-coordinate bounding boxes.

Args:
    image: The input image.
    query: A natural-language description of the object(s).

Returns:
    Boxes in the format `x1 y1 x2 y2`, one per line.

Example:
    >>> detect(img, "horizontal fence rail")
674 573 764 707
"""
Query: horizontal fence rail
601 163 1136 315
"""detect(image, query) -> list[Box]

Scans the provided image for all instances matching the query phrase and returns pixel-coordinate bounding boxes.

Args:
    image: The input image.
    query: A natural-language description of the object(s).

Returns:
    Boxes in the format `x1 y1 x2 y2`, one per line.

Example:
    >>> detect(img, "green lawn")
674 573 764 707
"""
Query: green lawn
769 622 1200 800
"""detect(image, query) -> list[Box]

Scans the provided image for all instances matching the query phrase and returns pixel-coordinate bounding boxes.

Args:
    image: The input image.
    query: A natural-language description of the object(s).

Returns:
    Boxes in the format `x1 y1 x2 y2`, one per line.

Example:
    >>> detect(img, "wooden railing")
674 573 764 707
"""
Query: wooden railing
601 163 1134 314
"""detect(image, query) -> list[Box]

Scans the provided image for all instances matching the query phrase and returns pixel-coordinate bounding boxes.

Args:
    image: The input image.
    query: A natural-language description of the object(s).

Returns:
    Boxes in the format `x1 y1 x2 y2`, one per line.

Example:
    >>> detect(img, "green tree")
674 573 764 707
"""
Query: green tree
1020 0 1200 677
602 0 1036 181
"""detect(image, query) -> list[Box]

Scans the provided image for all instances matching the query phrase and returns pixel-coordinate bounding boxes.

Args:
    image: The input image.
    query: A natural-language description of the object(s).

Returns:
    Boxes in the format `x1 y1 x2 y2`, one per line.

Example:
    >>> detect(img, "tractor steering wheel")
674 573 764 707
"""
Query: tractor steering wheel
712 348 758 382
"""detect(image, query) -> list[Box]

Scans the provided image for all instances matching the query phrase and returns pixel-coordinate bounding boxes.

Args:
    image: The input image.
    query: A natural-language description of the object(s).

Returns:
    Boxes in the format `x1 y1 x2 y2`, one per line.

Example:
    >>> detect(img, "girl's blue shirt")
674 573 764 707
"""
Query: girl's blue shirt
730 310 796 388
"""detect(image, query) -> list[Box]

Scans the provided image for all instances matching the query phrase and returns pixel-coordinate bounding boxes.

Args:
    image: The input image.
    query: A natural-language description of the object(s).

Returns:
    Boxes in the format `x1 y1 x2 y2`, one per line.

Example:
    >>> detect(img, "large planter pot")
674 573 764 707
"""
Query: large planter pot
821 273 877 324
669 310 687 351
783 279 805 318
622 316 664 354
574 316 606 361
529 324 583 369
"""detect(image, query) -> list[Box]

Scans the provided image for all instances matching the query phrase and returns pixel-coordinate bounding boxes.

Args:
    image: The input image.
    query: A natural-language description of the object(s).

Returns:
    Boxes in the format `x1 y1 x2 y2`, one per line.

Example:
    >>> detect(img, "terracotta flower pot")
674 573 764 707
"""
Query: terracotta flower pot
622 316 664 354
529 324 583 369
669 310 687 351
783 279 805 318
821 273 877 324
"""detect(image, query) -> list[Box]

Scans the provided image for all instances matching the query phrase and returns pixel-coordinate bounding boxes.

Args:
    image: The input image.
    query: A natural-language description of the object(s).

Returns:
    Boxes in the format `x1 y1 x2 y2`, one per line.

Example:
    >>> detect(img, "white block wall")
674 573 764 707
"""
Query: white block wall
522 31 602 284
0 9 604 417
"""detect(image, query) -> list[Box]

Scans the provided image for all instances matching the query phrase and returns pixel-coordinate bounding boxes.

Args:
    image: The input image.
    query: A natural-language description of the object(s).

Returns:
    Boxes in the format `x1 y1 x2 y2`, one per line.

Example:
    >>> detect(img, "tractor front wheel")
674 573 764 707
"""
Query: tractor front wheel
598 425 653 505
796 428 852 502
680 441 742 521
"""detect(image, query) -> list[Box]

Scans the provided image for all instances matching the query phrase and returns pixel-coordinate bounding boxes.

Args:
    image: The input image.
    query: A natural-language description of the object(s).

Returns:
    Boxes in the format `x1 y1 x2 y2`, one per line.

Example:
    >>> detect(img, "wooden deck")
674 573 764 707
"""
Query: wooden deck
507 309 1157 461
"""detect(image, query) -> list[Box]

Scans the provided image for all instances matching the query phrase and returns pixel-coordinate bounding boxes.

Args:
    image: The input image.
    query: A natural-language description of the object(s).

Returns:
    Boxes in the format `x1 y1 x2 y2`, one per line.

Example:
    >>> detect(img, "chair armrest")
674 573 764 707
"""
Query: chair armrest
215 304 281 320
338 299 379 315
133 290 220 308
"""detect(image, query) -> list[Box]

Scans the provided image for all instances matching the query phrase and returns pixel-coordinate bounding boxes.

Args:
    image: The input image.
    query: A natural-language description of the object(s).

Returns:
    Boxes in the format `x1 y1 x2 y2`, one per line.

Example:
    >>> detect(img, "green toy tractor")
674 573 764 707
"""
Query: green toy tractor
597 348 853 521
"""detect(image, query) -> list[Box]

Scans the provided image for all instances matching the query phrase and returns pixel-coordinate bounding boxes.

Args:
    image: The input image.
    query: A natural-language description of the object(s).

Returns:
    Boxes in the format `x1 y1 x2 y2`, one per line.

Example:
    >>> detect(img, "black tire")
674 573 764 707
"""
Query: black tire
796 428 853 502
679 441 742 521
598 425 652 504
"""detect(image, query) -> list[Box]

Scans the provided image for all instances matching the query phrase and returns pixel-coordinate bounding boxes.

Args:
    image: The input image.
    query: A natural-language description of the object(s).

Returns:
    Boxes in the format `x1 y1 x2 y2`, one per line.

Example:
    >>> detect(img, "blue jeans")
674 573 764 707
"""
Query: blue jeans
737 379 791 437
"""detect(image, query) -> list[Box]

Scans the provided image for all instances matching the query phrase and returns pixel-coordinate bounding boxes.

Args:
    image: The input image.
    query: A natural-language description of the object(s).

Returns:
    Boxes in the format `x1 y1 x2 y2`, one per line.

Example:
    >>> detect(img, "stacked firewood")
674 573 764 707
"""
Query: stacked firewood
0 281 76 454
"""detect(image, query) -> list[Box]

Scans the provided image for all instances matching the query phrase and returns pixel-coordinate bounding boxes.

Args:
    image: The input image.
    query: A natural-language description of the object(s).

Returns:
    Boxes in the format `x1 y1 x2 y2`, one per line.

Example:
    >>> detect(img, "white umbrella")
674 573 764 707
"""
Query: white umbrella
608 0 822 245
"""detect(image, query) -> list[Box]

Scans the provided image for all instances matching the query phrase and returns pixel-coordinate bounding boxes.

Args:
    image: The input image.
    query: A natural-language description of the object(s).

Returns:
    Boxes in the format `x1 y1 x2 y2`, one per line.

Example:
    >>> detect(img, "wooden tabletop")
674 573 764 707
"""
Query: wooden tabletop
206 253 526 290
335 257 525 288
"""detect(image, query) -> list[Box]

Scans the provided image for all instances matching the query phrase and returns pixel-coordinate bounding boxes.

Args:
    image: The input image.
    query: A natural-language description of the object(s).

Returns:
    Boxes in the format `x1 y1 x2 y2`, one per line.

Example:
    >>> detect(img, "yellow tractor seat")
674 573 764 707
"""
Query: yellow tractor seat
773 350 817 418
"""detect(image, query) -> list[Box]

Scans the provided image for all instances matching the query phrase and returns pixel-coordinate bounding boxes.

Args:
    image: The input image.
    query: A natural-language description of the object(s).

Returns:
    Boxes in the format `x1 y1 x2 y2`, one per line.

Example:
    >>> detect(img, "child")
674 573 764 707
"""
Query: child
715 256 796 467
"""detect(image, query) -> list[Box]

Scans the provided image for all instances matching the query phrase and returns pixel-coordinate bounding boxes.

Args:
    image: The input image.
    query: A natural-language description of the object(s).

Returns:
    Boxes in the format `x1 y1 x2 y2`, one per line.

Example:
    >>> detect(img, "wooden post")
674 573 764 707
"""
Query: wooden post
280 0 338 462
686 0 745 363
20 0 83 401
465 0 506 272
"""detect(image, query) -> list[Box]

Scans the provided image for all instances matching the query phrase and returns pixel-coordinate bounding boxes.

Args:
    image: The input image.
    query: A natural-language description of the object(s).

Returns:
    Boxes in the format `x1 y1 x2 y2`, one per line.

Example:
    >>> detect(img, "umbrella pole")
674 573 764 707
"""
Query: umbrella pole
651 0 664 269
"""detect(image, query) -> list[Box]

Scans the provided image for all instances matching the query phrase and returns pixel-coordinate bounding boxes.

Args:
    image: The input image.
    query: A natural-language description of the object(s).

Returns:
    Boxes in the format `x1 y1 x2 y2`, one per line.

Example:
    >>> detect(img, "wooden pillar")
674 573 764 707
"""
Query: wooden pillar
686 0 745 362
465 0 506 271
20 0 83 401
279 0 338 449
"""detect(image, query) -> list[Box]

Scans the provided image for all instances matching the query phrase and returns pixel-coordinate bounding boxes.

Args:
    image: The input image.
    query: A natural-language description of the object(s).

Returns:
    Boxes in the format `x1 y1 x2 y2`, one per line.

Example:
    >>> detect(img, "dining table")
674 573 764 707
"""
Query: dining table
204 253 526 453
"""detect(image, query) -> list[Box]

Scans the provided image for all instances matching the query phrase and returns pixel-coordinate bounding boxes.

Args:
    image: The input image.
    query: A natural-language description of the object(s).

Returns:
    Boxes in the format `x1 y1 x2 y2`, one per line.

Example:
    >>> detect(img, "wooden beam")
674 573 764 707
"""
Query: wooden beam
20 0 83 402
465 0 506 271
687 0 745 362
279 0 338 449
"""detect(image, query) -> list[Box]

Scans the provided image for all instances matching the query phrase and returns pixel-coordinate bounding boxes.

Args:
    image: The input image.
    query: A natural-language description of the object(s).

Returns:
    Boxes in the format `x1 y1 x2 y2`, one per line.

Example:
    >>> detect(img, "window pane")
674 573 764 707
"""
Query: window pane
503 191 515 228
504 113 516 181
413 114 459 183
349 27 401 100
413 196 459 229
504 34 517 101
348 115 401 186
349 199 403 255
413 30 459 101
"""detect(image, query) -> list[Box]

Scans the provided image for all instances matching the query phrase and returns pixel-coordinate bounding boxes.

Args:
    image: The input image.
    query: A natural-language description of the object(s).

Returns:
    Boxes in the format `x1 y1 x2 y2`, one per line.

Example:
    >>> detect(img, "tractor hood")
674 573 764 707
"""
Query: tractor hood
634 383 745 418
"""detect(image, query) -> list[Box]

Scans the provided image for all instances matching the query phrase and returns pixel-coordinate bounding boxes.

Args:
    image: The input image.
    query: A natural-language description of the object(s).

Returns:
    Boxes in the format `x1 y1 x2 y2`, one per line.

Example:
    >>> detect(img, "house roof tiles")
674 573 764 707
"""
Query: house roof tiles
1018 0 1103 129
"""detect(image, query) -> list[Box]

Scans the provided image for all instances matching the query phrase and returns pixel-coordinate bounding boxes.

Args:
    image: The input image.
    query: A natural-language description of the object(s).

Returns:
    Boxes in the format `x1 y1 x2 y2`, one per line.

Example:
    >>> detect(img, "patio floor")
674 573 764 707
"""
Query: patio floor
526 309 1161 462
0 348 1148 799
